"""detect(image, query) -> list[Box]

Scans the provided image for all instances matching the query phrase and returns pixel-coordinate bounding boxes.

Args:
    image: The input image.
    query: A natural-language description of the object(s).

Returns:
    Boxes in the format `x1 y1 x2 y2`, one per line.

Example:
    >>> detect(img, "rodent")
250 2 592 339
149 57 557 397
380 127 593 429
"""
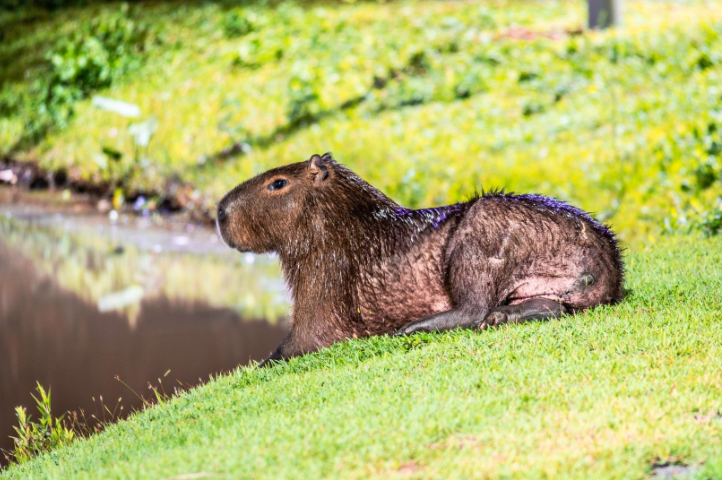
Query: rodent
216 153 624 366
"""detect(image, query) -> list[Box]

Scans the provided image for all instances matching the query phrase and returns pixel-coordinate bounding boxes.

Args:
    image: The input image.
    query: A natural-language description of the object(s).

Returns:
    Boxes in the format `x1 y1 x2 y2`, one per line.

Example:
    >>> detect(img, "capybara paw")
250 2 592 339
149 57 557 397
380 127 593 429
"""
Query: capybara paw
484 310 508 327
393 324 413 336
475 321 490 331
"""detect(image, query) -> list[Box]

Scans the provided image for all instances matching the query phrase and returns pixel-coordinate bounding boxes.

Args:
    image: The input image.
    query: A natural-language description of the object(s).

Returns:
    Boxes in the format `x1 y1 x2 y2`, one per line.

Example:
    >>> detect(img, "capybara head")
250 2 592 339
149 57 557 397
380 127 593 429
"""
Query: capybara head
216 153 337 253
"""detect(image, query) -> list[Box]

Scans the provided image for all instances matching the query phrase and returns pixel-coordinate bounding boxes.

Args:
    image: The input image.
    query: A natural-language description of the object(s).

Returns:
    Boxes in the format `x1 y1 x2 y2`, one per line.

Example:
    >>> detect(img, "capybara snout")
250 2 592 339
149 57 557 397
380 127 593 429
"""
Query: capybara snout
216 157 328 253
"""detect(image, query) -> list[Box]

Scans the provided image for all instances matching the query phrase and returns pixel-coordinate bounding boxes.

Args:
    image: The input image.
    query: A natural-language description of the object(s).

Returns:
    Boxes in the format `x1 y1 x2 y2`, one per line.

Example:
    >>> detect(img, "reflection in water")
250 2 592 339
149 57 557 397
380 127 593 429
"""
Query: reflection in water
0 199 290 458
0 214 289 327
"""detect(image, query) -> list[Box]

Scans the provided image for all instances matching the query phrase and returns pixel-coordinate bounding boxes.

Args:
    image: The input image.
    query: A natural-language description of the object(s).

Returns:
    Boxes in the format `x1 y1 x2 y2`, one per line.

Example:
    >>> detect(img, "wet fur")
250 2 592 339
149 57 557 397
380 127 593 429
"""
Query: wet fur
217 154 624 365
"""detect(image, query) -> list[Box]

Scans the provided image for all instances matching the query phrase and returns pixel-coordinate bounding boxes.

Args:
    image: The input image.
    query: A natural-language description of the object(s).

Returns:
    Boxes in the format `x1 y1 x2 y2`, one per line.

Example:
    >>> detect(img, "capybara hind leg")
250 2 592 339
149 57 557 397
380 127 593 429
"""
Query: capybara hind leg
393 308 482 336
482 298 566 328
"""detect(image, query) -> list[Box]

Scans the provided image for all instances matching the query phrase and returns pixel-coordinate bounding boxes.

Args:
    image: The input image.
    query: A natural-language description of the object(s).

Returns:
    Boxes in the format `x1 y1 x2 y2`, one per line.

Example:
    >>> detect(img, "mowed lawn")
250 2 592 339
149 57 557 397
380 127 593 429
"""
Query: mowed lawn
3 235 721 479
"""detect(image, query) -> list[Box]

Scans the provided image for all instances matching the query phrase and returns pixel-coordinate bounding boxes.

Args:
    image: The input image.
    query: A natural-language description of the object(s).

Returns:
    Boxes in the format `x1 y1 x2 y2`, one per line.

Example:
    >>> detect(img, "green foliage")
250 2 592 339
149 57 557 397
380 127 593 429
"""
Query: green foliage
4 375 191 467
701 210 722 237
8 383 75 465
0 0 89 10
13 6 154 148
2 1 722 242
287 74 323 127
653 99 722 235
222 10 256 38
3 236 722 479
45 10 150 109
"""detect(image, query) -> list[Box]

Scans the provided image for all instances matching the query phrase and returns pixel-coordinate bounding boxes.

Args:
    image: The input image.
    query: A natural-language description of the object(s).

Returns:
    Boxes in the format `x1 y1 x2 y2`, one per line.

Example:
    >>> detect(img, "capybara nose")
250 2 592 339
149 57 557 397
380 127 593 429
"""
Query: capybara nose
217 204 228 224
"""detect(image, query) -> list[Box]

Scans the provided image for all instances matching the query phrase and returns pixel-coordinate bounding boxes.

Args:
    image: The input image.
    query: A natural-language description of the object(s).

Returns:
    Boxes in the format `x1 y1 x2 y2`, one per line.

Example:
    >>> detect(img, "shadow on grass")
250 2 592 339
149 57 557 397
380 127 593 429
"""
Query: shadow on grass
234 299 636 386
202 49 491 166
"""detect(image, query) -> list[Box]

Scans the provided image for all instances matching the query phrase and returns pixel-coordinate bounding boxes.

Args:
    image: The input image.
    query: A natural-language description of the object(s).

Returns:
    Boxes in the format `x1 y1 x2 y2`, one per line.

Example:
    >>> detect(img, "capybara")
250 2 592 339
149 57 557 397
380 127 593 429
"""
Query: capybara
216 153 624 366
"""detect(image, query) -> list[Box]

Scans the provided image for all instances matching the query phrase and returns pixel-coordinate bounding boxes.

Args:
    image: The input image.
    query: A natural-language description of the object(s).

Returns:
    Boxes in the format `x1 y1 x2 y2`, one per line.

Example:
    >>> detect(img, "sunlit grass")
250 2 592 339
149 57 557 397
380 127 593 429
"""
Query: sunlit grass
2 235 721 479
2 0 722 243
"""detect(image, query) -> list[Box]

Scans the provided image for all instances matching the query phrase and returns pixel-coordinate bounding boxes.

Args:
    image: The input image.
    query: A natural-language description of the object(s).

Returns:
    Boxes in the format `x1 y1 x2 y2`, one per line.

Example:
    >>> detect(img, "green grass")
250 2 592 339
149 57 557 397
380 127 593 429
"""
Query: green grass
2 0 722 241
3 235 721 479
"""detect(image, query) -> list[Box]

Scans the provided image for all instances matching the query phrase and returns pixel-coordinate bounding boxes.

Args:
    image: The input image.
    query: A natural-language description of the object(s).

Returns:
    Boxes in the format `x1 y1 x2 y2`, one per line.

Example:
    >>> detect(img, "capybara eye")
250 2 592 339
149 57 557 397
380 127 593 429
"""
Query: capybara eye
268 179 289 191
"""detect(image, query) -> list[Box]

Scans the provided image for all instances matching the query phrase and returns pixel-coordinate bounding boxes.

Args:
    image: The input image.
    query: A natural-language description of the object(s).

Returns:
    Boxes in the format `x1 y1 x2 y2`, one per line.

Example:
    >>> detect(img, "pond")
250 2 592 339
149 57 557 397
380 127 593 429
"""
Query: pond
0 189 290 460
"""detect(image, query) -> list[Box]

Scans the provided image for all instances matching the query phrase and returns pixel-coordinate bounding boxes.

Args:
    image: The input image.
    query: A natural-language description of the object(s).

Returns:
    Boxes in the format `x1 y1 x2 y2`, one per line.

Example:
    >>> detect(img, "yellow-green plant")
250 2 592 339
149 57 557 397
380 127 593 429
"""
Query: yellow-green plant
8 383 75 465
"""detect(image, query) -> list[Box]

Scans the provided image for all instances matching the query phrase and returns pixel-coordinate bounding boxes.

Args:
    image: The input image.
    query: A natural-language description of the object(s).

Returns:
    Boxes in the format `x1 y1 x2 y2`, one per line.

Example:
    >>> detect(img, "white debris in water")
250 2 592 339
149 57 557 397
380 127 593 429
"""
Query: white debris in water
0 169 18 184
98 285 144 312
97 199 112 213
109 210 119 223
173 236 190 246
244 253 255 265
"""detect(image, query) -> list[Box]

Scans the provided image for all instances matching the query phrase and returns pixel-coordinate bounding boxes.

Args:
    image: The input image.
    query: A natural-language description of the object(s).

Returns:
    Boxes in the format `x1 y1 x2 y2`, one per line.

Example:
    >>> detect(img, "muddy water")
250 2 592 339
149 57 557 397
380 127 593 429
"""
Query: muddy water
0 191 290 459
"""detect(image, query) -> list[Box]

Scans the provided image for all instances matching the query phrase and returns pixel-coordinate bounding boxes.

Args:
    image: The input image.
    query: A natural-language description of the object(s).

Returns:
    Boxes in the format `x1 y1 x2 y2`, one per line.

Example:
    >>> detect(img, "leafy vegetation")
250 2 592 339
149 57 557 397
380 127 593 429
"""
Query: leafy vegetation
3 375 191 467
1 0 721 242
9 5 155 150
2 235 721 478
5 383 75 465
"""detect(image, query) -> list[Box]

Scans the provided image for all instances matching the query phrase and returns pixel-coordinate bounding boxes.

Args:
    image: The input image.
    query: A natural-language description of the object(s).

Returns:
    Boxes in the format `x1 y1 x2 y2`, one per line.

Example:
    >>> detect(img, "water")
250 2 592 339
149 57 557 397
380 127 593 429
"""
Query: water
0 190 290 460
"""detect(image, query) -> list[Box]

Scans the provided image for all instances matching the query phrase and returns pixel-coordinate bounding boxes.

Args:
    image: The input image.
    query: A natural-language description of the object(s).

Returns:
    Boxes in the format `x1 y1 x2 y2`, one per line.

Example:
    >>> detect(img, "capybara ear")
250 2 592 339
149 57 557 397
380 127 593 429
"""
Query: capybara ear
308 153 329 185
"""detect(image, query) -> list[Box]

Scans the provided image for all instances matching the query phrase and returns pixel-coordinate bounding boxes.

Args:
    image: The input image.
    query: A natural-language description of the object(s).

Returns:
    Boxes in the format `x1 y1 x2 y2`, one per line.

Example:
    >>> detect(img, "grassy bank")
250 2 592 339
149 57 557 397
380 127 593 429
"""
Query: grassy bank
2 0 722 240
2 234 721 479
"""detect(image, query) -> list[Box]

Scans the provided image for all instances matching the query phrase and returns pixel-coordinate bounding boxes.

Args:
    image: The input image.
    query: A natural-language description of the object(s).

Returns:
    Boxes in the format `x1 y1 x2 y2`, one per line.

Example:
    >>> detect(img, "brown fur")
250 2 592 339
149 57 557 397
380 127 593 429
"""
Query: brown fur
217 153 624 365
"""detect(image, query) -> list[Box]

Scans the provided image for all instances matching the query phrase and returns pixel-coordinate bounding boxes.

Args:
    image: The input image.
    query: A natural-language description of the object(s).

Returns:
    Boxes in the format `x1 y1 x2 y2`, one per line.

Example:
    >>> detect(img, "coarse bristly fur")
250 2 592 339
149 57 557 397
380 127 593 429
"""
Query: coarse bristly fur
217 153 624 366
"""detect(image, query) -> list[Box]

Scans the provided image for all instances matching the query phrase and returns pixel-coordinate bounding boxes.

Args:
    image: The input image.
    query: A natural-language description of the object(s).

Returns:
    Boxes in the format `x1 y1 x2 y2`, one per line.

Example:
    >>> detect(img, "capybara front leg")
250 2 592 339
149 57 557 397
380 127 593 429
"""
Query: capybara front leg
258 328 321 368
393 308 484 336
482 298 567 328
258 333 297 368
258 345 285 368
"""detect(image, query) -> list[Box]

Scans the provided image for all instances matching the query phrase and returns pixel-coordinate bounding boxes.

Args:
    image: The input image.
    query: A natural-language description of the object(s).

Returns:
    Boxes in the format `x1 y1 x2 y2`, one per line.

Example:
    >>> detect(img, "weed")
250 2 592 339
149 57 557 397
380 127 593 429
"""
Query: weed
2 372 194 467
3 383 74 465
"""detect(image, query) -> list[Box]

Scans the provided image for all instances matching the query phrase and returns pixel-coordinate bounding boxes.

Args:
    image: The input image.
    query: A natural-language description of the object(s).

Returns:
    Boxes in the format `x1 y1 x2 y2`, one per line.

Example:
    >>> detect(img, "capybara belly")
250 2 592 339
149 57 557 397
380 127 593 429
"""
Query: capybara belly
507 275 580 304
359 262 453 333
